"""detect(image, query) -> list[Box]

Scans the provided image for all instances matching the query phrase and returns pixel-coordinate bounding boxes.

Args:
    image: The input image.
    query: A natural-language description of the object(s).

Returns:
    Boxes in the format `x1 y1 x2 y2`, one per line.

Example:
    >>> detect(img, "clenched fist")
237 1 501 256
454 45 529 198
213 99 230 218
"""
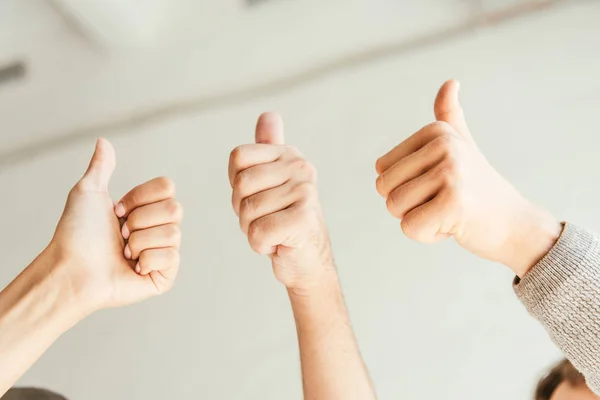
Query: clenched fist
50 138 182 311
375 80 560 276
229 113 334 294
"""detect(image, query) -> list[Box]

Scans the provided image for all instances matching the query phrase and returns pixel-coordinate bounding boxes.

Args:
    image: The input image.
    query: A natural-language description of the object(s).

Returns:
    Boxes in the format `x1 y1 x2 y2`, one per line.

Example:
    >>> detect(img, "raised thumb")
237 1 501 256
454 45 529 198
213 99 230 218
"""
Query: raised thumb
255 112 285 145
434 80 472 140
80 138 116 191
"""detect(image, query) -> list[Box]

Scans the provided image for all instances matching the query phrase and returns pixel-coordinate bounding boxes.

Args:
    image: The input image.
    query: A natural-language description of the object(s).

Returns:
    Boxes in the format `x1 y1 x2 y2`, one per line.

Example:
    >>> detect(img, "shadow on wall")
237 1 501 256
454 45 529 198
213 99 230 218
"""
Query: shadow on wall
1 388 67 400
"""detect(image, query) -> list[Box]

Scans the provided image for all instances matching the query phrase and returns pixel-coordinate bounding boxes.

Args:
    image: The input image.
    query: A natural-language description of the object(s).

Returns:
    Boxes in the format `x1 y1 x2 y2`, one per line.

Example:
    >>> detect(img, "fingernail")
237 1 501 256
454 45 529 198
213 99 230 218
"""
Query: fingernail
121 222 130 239
124 244 131 259
115 203 126 218
135 263 141 274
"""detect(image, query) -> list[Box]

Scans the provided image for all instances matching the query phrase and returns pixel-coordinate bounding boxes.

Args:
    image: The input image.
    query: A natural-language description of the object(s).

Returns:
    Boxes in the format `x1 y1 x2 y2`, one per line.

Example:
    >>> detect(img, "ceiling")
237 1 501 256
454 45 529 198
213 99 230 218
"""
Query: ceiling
0 0 574 161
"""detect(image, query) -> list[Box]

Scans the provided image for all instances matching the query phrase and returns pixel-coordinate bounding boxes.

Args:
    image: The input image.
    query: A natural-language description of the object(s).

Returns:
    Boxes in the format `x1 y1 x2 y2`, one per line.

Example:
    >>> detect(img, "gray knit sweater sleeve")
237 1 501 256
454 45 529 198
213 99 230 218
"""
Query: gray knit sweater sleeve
514 223 600 393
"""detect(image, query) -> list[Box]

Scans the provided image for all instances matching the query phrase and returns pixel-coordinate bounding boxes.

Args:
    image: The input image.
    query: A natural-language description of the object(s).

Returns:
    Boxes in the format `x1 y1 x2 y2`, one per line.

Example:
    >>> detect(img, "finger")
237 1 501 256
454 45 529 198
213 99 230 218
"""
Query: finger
247 202 317 255
255 112 285 145
239 180 315 235
228 144 289 186
376 136 450 197
122 199 183 239
125 224 182 260
79 138 116 192
400 193 454 244
375 122 450 175
116 177 175 218
434 79 472 140
137 247 180 277
231 159 298 215
385 168 442 219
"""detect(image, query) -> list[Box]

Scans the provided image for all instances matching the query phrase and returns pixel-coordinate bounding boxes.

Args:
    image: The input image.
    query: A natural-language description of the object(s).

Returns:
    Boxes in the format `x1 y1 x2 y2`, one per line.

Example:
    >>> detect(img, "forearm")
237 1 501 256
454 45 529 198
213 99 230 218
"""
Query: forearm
0 249 82 395
289 270 376 400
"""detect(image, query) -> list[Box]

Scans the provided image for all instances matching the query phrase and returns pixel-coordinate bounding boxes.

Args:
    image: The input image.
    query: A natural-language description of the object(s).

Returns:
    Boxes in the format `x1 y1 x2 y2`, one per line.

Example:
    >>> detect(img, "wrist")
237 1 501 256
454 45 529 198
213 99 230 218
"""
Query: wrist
499 202 562 277
287 268 342 308
0 247 88 390
285 254 339 296
287 269 351 344
0 248 88 344
36 244 98 320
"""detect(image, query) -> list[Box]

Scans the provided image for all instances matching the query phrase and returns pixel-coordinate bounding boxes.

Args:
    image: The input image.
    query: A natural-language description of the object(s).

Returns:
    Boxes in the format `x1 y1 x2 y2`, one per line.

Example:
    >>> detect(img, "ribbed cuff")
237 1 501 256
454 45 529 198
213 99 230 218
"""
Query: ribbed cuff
513 223 600 394
514 223 598 311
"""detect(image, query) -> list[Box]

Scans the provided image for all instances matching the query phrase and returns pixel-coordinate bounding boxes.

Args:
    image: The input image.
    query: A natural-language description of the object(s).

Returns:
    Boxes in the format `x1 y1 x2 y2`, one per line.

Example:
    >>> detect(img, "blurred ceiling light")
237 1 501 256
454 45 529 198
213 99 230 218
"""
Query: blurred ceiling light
245 0 274 7
50 0 168 48
0 61 26 86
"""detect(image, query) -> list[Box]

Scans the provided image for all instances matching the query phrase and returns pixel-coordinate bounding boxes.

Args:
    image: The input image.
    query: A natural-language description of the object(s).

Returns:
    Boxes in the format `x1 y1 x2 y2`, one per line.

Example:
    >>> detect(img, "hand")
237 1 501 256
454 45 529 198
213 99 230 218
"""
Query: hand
229 113 334 294
48 138 182 311
375 80 561 276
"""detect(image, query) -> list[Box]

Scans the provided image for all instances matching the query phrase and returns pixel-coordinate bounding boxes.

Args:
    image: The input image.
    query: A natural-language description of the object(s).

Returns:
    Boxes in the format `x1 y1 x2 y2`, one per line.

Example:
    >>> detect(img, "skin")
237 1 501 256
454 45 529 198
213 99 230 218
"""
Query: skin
376 80 577 397
0 139 182 396
229 113 377 400
552 382 599 400
375 79 562 277
0 81 571 399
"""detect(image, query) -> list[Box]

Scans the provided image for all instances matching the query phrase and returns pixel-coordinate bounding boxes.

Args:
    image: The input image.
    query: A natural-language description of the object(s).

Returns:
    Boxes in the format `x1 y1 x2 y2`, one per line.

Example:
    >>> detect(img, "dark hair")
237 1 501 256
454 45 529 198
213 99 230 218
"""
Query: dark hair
535 359 586 400
1 388 67 400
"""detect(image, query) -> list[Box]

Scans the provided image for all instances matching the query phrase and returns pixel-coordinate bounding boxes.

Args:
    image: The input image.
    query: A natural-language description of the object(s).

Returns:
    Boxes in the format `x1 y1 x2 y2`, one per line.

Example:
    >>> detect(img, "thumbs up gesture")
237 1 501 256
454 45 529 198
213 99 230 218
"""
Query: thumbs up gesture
50 138 182 311
229 113 333 294
375 81 560 276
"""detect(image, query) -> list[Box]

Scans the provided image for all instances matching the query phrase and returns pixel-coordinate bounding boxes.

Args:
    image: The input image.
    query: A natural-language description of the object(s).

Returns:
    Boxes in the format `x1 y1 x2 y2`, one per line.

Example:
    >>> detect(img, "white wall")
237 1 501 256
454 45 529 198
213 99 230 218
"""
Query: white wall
1 1 599 399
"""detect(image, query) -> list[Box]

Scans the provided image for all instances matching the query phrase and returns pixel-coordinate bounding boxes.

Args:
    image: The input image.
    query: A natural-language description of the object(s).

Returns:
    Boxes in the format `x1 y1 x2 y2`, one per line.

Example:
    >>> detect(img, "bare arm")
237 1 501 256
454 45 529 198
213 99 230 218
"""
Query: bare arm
375 79 600 394
230 112 376 400
289 272 376 400
0 139 182 396
0 250 81 395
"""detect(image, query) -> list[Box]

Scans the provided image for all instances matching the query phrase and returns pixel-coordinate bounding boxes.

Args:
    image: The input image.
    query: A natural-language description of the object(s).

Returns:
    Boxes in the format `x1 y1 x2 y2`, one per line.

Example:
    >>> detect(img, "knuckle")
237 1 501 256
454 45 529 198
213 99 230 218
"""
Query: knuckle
294 181 317 201
138 251 151 268
401 213 430 242
435 160 459 186
385 192 396 214
247 221 266 252
400 216 420 240
157 177 176 197
239 196 256 218
126 210 139 228
231 191 240 213
430 134 455 157
375 158 384 174
167 224 182 244
166 248 181 265
127 190 142 209
170 225 181 243
304 162 318 182
385 190 405 218
289 158 317 182
247 221 260 241
289 157 307 171
127 235 139 255
168 199 184 221
230 145 244 164
375 174 386 196
428 120 453 133
233 169 250 192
